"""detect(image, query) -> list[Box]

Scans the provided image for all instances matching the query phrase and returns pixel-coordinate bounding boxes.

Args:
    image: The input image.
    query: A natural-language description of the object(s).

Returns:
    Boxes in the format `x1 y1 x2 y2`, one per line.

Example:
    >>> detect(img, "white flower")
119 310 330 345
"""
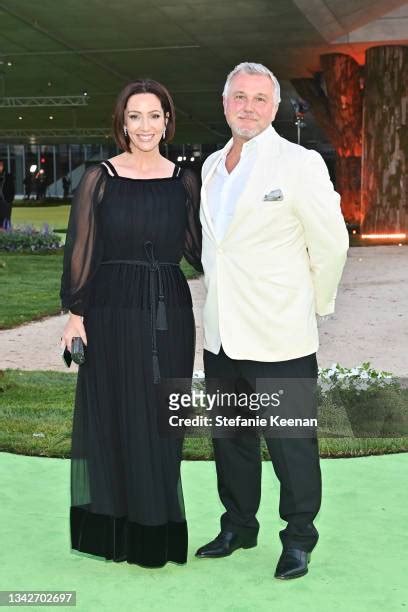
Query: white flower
193 370 205 379
318 362 395 382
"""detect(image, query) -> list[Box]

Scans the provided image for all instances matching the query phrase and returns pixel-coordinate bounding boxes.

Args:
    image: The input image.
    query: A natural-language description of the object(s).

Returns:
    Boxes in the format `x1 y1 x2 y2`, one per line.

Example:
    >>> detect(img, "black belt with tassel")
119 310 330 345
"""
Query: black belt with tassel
100 241 179 384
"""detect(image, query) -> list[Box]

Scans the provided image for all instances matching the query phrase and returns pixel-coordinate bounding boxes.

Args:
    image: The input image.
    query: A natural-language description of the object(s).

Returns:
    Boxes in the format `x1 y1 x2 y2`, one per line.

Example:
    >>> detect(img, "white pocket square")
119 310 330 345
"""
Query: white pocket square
263 189 284 202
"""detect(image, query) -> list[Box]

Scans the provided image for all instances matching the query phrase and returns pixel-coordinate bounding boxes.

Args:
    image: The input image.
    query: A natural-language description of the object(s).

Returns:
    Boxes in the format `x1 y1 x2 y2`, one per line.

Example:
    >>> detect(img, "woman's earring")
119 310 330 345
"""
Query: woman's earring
124 126 128 136
162 126 166 140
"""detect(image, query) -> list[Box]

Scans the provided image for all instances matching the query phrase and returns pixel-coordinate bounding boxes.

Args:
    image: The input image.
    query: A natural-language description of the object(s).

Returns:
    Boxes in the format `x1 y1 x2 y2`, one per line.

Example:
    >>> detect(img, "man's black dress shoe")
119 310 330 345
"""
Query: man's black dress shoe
274 548 311 579
195 531 257 558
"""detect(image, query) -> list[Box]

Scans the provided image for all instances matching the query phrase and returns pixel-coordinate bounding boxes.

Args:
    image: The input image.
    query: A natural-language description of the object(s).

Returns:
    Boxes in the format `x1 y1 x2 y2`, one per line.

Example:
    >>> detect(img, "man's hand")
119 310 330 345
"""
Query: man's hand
317 314 335 322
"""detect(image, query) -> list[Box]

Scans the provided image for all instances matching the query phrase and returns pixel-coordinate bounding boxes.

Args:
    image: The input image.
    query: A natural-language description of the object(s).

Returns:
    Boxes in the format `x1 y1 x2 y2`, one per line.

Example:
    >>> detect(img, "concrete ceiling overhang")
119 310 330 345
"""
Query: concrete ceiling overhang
0 0 406 146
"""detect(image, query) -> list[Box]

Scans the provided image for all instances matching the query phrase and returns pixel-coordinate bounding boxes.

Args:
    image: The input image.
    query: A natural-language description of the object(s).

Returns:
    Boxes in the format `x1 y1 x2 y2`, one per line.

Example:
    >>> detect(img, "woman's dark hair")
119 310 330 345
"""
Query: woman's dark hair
112 79 176 152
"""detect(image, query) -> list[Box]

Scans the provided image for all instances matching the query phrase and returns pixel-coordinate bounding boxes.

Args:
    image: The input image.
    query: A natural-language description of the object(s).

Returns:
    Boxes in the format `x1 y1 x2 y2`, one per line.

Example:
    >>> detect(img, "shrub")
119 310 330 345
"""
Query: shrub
0 224 62 252
317 362 407 438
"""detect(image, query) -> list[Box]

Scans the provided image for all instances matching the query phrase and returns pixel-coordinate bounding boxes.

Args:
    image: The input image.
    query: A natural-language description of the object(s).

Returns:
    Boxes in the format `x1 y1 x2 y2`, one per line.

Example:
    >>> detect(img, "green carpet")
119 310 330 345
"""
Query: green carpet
0 452 407 612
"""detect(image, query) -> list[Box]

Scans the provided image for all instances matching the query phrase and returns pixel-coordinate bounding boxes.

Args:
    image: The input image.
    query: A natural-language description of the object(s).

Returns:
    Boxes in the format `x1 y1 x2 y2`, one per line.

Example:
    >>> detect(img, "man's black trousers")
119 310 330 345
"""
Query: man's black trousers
204 345 322 552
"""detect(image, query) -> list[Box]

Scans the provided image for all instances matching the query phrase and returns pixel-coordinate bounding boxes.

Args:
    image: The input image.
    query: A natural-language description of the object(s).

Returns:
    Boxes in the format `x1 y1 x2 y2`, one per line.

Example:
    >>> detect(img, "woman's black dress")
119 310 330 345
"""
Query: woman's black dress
60 160 202 568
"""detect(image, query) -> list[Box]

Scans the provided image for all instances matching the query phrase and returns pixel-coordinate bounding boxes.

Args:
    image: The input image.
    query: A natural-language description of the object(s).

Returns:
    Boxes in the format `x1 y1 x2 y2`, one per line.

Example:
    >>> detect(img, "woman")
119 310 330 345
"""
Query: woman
60 79 202 568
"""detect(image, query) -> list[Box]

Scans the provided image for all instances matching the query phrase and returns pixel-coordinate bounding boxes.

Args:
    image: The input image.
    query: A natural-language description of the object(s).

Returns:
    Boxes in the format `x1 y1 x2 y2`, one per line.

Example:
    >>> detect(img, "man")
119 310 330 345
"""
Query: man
0 170 7 230
196 62 349 579
23 173 33 200
2 173 15 227
62 175 71 199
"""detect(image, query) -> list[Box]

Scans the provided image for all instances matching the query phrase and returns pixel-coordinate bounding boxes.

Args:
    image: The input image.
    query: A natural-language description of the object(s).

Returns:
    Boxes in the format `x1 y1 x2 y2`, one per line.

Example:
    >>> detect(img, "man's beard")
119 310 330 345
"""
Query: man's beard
231 123 263 140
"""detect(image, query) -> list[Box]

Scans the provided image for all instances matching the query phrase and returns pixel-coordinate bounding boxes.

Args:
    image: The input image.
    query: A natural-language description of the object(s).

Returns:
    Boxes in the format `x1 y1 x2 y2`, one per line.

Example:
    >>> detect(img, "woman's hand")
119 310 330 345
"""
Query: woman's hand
60 313 88 352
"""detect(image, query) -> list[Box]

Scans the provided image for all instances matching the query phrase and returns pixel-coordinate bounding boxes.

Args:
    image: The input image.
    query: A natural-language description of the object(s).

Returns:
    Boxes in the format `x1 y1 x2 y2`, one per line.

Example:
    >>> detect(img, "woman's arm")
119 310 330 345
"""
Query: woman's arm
60 165 106 351
60 164 106 316
181 167 204 274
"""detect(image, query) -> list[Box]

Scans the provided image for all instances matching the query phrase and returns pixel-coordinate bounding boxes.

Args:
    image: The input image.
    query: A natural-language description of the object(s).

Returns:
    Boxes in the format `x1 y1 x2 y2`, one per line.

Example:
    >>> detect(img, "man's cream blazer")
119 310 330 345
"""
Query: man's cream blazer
199 125 349 362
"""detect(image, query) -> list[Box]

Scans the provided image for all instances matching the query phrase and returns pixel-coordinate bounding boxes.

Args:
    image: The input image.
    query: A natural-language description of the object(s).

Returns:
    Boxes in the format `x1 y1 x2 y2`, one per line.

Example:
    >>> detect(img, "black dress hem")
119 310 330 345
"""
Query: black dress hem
70 506 188 568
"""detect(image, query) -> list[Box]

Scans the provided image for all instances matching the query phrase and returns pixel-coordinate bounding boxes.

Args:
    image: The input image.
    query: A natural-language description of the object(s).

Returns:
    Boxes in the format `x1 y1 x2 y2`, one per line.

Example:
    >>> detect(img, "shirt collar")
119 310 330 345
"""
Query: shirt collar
242 123 275 152
220 123 275 161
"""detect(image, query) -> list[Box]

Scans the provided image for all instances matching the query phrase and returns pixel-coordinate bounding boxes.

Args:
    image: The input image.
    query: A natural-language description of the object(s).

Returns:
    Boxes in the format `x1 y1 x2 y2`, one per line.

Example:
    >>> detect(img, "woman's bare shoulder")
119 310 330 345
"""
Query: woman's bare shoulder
107 153 126 162
106 153 126 168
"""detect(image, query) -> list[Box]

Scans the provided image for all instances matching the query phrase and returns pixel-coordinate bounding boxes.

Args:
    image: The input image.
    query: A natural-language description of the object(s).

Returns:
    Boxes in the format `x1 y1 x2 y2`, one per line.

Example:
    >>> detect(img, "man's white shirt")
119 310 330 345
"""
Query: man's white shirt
207 126 272 241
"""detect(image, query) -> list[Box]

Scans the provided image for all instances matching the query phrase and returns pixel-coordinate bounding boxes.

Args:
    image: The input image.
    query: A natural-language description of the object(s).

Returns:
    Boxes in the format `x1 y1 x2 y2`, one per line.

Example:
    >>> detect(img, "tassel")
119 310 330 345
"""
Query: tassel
152 351 161 384
156 297 168 330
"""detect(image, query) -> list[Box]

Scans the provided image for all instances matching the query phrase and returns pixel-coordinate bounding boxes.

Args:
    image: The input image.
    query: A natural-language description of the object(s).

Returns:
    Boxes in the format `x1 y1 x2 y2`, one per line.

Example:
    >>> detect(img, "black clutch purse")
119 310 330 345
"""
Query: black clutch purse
71 337 86 365
62 337 86 368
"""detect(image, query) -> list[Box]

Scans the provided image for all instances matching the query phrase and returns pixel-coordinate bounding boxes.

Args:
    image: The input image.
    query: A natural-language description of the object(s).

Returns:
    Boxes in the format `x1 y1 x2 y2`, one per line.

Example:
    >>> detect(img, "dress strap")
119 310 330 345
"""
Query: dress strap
101 160 119 177
173 164 182 178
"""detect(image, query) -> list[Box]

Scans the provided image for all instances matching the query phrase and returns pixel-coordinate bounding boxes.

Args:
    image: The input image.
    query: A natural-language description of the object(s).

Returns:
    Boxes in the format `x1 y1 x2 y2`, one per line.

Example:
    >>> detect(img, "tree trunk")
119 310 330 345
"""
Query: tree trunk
292 53 363 224
290 77 338 144
335 155 361 224
320 54 362 158
321 54 362 224
361 45 408 234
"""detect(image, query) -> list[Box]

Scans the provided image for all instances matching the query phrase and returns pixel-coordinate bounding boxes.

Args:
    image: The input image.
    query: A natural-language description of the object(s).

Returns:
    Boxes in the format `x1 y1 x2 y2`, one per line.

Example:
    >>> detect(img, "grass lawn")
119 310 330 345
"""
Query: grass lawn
0 252 64 328
11 205 70 232
0 252 200 329
0 369 406 459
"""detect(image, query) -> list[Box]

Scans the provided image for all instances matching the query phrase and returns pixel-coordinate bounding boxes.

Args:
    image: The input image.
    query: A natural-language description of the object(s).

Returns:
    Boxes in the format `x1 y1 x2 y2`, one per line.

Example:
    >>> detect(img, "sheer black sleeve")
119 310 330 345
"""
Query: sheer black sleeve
60 164 106 315
181 167 203 274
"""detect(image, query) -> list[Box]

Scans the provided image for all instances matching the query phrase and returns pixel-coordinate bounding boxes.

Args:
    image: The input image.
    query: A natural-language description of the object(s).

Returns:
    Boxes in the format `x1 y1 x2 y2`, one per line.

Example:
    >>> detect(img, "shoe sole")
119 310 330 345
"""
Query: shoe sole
274 567 309 580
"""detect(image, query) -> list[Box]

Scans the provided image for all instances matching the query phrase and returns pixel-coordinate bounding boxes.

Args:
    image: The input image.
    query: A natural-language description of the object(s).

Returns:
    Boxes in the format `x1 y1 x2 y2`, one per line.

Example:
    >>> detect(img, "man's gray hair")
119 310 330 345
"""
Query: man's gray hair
223 62 281 105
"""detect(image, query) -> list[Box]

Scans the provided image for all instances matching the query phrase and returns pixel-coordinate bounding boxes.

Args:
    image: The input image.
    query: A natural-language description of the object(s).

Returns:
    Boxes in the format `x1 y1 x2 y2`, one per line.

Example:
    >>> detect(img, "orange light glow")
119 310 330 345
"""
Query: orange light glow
361 233 406 240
